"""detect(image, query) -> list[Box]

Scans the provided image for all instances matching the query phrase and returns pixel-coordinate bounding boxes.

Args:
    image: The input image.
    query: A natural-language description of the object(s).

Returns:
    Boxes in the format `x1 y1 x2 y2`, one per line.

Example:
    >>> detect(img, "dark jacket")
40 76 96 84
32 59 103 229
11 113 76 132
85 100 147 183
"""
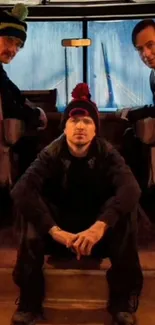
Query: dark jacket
0 64 40 127
121 128 150 192
11 135 141 236
127 104 155 123
121 127 155 223
0 64 41 187
150 69 155 105
122 104 155 190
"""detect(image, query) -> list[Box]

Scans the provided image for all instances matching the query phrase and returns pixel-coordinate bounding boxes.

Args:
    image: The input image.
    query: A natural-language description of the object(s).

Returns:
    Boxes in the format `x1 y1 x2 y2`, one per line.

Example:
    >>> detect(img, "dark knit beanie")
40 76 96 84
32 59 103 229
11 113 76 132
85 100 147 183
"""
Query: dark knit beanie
0 3 28 44
62 83 100 134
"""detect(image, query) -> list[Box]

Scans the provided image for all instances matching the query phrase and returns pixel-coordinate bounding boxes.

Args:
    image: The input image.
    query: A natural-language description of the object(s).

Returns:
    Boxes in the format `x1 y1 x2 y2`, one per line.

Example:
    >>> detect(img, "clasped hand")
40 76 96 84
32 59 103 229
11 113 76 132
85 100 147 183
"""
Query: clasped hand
69 222 106 260
50 221 106 260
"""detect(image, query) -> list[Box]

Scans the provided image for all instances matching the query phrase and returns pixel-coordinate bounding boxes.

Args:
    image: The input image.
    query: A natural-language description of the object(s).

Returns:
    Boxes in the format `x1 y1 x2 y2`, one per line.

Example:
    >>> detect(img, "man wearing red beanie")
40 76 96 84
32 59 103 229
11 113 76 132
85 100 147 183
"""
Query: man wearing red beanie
11 83 143 325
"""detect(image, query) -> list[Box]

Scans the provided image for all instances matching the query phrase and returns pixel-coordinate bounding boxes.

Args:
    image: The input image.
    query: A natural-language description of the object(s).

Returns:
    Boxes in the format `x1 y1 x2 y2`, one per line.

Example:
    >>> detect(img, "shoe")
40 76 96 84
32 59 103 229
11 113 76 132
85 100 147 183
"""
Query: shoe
112 312 136 325
11 310 37 325
10 296 44 325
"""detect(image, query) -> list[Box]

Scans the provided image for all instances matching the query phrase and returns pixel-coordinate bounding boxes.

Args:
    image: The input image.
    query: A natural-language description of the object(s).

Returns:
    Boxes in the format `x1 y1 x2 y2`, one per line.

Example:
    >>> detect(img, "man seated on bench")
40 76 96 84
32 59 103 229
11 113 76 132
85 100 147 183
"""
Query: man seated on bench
121 106 155 225
11 83 143 325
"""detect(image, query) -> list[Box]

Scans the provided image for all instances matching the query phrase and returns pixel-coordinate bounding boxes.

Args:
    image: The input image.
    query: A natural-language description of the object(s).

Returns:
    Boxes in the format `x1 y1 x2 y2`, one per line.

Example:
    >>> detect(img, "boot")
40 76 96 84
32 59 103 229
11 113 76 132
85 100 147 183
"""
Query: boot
11 294 44 325
112 311 136 325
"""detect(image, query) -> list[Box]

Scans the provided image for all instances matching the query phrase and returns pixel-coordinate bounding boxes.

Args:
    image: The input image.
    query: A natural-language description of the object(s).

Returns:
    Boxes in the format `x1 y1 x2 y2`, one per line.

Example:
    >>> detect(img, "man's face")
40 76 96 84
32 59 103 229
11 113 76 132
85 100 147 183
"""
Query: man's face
135 26 155 69
64 115 96 146
0 36 23 63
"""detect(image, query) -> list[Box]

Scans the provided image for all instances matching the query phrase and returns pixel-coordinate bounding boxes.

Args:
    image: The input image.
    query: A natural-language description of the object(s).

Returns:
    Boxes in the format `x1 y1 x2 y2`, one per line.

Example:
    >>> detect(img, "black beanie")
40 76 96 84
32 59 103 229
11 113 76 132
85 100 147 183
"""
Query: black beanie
0 3 28 44
61 83 100 134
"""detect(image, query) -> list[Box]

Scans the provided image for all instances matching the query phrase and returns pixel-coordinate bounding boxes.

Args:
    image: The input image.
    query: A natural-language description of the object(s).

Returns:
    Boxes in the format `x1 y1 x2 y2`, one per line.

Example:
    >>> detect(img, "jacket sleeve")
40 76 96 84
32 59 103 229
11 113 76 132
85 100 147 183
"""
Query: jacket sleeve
97 143 141 228
11 147 57 235
127 105 155 123
1 69 41 128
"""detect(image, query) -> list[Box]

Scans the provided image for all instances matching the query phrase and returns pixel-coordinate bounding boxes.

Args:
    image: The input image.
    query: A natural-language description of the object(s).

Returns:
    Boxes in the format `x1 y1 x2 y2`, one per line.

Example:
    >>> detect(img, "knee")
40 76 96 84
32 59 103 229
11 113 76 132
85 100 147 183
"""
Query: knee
13 237 44 287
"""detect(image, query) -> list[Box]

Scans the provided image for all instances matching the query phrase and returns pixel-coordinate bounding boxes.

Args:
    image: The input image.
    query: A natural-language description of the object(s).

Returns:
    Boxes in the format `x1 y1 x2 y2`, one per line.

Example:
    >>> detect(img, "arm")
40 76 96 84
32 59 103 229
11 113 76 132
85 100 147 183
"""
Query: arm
11 147 57 236
11 144 79 245
21 97 47 130
97 142 141 228
1 67 46 129
127 105 155 123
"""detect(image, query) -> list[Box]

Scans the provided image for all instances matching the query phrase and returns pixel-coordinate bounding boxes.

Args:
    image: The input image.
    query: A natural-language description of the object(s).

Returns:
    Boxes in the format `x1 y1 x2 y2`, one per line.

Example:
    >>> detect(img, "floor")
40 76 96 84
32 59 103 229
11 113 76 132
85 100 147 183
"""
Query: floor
0 298 155 325
1 275 155 325
1 228 155 325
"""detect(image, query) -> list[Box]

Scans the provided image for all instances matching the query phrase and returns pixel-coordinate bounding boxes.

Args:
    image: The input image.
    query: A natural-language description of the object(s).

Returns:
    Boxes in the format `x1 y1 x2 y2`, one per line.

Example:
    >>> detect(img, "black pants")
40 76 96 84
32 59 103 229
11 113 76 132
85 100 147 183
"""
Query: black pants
13 136 39 179
12 215 143 314
0 185 13 228
140 186 155 224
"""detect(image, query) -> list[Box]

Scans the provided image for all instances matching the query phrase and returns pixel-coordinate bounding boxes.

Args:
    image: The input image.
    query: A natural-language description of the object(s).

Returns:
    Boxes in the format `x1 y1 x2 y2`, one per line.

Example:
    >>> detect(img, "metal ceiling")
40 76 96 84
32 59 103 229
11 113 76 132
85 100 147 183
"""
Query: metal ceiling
0 1 154 20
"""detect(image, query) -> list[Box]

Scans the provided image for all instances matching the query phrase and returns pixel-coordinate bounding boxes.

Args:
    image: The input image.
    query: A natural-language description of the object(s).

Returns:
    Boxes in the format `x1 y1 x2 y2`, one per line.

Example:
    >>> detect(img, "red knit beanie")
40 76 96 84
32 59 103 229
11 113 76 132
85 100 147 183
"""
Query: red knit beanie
61 83 99 134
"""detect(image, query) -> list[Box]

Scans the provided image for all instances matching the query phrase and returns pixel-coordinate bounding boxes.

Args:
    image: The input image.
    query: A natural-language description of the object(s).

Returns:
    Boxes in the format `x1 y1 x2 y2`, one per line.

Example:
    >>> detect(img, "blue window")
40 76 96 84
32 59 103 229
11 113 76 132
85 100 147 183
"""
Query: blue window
4 21 83 112
88 20 152 111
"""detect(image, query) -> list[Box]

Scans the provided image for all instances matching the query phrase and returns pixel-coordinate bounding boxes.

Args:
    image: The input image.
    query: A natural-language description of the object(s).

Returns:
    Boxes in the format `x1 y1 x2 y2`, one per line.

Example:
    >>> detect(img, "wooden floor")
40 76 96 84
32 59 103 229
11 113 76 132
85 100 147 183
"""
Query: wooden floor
1 275 155 325
0 298 155 325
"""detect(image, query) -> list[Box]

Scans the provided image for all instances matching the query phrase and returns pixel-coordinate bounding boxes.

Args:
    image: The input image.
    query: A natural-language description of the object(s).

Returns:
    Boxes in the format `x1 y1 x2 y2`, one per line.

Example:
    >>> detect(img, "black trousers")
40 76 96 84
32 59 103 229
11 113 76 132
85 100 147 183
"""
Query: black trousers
12 214 143 314
0 186 13 228
140 186 155 224
13 135 39 179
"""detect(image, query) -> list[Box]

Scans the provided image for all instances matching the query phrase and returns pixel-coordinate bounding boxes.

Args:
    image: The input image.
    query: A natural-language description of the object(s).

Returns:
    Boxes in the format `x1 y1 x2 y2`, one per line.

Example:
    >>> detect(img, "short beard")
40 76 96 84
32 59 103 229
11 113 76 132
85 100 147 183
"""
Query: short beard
74 141 90 148
76 143 86 148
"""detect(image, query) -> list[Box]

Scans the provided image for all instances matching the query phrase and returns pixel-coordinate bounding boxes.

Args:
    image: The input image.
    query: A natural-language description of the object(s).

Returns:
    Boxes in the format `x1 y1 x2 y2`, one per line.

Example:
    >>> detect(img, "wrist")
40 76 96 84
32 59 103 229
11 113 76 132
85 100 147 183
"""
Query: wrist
90 221 108 231
49 225 62 236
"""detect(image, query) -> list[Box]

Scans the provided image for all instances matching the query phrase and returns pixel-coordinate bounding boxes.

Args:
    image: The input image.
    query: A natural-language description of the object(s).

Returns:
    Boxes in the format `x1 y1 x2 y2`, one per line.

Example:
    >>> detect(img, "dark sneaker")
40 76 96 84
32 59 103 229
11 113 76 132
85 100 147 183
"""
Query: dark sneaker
11 296 44 325
11 310 37 325
113 312 136 325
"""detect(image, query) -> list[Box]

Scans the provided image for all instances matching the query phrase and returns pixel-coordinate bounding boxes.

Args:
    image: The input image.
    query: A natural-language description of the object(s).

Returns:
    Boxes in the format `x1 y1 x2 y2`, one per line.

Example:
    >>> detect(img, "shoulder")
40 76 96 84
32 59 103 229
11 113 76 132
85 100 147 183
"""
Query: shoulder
0 64 8 83
96 137 127 168
41 134 65 159
0 65 21 97
96 137 114 155
150 69 155 80
150 69 155 92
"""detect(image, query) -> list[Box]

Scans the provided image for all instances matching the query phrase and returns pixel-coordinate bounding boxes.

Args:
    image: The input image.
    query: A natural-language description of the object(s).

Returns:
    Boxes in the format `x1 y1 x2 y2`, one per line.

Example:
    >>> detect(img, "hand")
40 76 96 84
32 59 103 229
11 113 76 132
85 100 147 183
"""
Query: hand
49 226 78 248
120 107 131 120
37 107 48 130
70 221 107 260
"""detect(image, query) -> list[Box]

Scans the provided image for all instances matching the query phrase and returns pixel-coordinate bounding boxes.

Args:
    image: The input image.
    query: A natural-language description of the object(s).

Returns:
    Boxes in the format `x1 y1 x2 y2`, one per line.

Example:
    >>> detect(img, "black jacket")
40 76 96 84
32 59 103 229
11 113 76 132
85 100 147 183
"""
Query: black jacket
121 128 150 191
11 135 141 235
0 64 40 129
122 103 155 190
150 69 155 105
127 104 155 123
